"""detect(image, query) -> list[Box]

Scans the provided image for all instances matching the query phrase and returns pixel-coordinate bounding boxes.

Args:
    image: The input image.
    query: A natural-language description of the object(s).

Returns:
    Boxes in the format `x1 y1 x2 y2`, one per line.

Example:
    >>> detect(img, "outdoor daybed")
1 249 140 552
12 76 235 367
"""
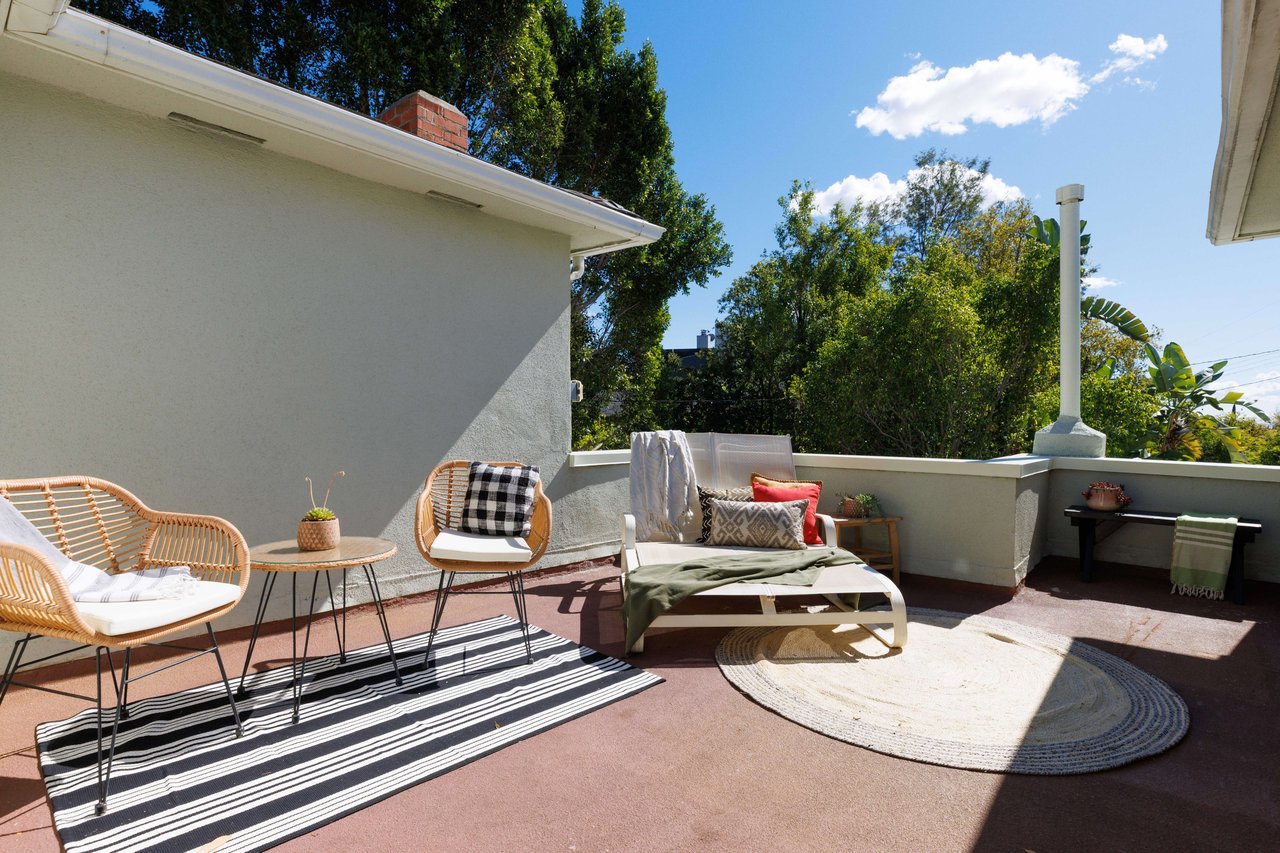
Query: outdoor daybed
620 433 907 654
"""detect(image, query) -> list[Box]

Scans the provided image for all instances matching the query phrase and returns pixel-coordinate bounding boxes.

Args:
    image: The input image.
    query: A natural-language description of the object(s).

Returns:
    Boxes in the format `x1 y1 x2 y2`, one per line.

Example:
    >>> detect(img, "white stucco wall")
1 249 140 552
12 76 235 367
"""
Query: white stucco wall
0 72 625 659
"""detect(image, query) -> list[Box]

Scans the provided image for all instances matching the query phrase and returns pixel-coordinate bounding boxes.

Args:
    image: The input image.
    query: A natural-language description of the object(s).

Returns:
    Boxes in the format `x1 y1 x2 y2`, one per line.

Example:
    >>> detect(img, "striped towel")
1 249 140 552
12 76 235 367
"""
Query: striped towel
1170 514 1238 600
1 497 197 602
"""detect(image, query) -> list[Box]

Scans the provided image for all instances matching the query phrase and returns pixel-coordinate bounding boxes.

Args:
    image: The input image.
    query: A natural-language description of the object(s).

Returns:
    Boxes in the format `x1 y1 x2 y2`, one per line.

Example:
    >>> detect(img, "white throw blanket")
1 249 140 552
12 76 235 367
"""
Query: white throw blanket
630 430 698 542
0 497 197 602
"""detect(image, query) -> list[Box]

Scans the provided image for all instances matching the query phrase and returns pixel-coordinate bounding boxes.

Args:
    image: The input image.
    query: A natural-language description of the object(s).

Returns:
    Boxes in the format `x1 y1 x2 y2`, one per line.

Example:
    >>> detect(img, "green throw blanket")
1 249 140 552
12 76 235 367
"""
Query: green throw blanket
623 547 865 653
1170 514 1238 599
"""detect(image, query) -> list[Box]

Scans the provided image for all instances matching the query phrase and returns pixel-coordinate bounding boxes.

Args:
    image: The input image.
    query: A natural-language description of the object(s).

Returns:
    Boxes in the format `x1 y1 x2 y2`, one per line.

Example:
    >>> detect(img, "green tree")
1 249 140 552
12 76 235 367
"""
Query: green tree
698 184 892 438
1140 343 1269 461
799 221 1058 458
75 0 731 449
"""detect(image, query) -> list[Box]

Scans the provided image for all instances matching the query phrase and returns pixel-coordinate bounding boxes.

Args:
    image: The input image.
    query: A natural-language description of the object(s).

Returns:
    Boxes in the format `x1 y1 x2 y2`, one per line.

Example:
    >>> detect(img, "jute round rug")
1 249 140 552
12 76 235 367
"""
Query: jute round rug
716 608 1189 774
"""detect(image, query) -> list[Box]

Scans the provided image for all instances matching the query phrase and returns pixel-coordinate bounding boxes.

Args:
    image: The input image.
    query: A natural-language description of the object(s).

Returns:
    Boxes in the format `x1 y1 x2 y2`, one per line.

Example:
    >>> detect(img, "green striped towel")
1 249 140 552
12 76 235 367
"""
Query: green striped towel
1170 514 1238 599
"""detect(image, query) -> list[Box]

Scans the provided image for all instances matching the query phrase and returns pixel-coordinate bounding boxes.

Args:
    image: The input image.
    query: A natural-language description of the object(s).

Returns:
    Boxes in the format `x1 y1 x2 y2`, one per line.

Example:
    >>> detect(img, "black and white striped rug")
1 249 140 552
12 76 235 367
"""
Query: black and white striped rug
37 616 661 852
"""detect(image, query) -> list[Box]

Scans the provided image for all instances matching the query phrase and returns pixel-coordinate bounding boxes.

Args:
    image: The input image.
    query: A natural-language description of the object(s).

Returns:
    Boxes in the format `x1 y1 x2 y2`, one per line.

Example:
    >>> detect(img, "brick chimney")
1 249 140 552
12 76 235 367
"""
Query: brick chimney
377 91 469 153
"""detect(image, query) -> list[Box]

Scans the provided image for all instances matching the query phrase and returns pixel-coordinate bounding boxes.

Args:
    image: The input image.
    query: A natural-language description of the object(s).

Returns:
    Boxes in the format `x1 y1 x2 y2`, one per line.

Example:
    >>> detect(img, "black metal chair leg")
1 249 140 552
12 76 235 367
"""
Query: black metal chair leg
206 624 244 737
96 647 131 816
94 647 105 816
117 648 131 720
514 572 532 663
237 571 278 696
363 564 402 685
423 570 454 668
0 634 31 709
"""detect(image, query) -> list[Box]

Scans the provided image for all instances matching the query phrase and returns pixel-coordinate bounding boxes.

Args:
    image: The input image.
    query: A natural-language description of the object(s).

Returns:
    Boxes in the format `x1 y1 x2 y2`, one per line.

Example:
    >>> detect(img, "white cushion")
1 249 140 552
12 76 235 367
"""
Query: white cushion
635 540 828 566
430 529 533 563
75 580 241 636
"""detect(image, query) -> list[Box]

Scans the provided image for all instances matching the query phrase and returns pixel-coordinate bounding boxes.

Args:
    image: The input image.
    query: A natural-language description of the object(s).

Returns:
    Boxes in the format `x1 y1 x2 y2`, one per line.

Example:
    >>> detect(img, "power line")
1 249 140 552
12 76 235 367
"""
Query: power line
1190 347 1280 365
1216 375 1280 390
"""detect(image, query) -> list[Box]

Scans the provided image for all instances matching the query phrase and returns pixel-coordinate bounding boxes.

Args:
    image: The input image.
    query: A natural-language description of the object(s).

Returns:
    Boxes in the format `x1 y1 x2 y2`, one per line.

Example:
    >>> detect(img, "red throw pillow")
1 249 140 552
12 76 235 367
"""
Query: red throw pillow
752 481 823 545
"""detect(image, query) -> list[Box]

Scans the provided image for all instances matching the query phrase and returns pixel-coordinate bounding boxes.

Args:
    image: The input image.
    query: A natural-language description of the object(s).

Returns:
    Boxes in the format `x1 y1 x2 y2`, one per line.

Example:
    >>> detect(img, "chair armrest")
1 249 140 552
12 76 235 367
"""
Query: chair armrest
816 513 838 547
622 513 637 550
139 509 249 593
0 542 95 636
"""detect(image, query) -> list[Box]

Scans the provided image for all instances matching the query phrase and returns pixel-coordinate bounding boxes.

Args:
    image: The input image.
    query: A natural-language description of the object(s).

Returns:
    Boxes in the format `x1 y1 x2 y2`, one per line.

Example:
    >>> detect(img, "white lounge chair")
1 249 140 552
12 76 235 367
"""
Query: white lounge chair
620 433 907 654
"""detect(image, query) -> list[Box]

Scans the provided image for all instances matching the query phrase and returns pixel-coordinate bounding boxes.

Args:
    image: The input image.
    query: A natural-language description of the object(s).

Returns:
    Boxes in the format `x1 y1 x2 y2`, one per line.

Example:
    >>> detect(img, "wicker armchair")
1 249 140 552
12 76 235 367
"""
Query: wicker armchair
415 460 551 665
0 476 249 815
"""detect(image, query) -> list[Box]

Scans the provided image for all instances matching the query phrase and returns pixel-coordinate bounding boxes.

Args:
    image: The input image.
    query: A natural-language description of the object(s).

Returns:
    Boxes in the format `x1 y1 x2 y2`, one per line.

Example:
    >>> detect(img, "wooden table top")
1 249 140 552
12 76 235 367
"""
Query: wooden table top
249 536 398 571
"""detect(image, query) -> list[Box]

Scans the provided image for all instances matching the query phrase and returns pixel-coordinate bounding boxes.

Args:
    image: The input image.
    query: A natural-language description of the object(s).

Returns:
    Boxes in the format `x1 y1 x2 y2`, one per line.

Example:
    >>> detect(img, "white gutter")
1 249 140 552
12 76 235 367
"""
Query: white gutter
0 4 664 257
5 0 64 35
1207 0 1280 244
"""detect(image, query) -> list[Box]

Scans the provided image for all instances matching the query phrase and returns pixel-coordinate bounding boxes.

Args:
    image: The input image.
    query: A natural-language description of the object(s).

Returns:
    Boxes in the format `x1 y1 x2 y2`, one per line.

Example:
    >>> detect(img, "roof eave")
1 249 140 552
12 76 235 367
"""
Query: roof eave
1208 0 1280 245
0 3 664 256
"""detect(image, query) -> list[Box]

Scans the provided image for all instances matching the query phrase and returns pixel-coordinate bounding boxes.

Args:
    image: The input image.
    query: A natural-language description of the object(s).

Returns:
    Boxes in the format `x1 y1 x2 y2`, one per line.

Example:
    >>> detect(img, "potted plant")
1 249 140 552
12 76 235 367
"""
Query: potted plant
298 470 345 551
1081 481 1131 512
838 493 881 518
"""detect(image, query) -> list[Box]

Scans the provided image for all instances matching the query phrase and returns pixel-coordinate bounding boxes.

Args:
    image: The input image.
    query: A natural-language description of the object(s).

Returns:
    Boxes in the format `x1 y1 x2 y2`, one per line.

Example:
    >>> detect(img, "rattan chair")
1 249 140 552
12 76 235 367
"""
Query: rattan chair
0 476 249 815
415 460 551 666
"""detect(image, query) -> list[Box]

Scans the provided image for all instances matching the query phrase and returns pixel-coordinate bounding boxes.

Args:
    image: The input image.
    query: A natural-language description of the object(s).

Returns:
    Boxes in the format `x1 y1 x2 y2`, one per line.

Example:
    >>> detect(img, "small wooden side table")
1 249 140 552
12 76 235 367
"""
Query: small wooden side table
240 536 402 722
831 516 903 584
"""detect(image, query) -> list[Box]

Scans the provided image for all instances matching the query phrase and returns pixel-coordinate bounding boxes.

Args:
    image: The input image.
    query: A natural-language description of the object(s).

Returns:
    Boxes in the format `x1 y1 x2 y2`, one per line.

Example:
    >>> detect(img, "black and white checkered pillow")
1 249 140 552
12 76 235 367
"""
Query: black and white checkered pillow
459 461 540 537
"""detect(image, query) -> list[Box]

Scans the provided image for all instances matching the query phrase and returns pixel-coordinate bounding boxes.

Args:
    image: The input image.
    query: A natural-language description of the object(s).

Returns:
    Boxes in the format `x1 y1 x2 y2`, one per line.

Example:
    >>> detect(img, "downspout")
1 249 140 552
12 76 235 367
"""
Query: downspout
569 254 586 403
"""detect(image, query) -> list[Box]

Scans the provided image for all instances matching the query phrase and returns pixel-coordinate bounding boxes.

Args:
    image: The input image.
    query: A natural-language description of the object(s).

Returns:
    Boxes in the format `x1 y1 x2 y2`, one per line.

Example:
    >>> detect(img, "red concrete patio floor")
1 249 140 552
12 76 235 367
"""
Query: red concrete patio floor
2 558 1277 852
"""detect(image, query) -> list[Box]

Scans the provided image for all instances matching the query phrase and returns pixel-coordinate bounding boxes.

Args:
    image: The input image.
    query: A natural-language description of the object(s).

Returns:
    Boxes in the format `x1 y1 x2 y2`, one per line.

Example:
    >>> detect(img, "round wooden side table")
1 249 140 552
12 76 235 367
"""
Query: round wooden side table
239 536 401 722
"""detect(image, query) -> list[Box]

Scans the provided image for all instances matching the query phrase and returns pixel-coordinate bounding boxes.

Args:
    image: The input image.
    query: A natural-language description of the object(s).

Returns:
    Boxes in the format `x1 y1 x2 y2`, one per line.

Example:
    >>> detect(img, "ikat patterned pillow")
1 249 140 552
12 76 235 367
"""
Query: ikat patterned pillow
705 498 808 550
696 485 754 543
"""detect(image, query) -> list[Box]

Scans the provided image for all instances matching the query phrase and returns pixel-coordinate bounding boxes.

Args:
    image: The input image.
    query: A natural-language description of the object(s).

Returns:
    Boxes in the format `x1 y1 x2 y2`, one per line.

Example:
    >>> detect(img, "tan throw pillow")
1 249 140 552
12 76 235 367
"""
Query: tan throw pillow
706 498 808 550
750 472 823 490
696 485 753 542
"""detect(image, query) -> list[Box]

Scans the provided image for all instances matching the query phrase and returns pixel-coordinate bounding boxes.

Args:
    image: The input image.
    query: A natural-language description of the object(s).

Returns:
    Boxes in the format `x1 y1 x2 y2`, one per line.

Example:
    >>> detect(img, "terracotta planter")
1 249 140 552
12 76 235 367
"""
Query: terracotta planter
297 517 340 551
1083 487 1128 512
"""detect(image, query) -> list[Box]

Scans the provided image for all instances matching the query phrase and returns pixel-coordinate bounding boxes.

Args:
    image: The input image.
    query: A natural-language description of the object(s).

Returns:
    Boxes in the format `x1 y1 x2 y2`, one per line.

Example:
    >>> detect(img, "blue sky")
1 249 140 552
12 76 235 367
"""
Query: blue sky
596 1 1280 413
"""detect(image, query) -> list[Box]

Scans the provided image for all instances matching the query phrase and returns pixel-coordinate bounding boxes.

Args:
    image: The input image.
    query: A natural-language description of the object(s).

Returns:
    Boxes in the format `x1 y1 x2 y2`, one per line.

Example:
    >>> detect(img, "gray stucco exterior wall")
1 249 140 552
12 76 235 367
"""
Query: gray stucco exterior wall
0 73 625 654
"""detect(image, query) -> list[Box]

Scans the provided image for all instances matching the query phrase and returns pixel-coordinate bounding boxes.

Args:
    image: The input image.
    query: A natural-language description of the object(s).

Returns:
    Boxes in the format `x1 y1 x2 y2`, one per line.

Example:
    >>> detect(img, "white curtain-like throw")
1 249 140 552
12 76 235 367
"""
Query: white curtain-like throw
630 430 698 542
0 497 197 602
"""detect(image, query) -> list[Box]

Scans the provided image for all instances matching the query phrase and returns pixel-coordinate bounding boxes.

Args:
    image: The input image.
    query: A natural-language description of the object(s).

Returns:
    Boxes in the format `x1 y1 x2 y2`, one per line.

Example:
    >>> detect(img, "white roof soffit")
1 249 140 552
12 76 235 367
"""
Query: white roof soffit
0 3 664 257
1208 0 1280 245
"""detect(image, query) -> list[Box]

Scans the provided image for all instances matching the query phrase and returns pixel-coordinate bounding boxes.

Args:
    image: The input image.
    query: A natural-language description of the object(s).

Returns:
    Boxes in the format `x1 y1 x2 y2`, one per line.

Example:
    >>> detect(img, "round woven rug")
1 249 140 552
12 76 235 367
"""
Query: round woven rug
716 608 1189 774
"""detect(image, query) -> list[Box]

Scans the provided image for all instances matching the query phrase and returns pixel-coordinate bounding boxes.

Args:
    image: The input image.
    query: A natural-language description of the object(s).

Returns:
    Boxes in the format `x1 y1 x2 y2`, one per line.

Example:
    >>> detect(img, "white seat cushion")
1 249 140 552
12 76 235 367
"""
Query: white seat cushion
75 580 241 637
430 529 533 563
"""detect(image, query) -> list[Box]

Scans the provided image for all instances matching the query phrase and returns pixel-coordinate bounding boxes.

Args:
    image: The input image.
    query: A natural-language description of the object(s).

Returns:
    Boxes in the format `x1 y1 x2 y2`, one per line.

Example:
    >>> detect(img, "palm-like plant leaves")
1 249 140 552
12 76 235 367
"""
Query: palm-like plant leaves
1142 342 1270 460
1084 296 1149 342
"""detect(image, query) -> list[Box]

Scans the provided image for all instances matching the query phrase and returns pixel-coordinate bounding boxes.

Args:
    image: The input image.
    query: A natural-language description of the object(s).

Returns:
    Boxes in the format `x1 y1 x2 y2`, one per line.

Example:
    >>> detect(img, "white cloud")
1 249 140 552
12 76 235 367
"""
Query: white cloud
1231 370 1280 419
811 165 1022 215
1083 274 1121 289
1092 33 1168 84
855 53 1089 139
855 34 1167 139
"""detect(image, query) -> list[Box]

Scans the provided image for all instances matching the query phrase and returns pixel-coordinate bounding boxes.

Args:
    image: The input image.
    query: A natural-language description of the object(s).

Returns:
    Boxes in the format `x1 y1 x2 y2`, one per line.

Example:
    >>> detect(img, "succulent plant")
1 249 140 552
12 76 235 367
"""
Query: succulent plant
302 470 345 521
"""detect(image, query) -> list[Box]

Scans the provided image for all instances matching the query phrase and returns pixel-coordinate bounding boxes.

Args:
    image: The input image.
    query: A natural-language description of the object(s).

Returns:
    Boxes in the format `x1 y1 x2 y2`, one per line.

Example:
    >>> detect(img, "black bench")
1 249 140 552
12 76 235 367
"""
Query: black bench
1064 505 1262 604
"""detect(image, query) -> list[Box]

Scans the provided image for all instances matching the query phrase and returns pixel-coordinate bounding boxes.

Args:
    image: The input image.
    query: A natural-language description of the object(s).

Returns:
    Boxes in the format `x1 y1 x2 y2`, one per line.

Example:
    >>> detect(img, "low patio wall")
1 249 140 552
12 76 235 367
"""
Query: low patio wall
569 450 1053 588
1043 457 1280 583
